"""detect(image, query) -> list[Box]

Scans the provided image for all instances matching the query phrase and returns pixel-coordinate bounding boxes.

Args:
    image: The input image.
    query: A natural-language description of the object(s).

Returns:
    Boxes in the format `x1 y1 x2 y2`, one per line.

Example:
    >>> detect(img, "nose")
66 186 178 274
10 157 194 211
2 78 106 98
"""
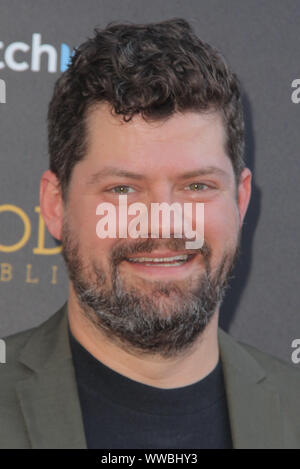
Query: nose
144 183 184 239
148 182 174 206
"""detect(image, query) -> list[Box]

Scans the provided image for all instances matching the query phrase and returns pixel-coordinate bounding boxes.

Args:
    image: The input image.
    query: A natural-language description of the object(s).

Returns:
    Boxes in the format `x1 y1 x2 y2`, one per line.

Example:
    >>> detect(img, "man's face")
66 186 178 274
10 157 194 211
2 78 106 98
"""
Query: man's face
60 103 249 358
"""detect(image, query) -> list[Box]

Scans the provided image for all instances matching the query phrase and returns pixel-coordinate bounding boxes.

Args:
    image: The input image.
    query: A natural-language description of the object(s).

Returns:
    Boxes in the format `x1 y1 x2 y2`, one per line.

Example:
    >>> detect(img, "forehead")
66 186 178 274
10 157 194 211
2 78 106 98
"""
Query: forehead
81 102 233 177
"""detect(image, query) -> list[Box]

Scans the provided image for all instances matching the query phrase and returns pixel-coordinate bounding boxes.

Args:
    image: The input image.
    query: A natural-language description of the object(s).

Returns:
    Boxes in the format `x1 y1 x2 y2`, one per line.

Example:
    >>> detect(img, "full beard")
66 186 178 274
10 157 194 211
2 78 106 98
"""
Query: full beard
61 218 241 359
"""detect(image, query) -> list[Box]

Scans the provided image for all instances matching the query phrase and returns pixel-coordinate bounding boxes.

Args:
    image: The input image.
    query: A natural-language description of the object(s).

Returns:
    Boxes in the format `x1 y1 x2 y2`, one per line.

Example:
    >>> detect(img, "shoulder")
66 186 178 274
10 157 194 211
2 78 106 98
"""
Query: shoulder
226 331 300 428
0 305 69 449
237 336 300 376
0 304 67 389
0 325 37 381
219 328 300 447
237 338 300 391
219 327 300 380
0 324 39 448
218 327 300 407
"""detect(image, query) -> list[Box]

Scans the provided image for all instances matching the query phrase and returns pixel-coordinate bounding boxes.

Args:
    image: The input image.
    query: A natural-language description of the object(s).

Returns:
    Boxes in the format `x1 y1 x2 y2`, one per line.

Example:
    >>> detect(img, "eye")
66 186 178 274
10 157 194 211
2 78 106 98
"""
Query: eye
109 185 135 194
185 182 210 191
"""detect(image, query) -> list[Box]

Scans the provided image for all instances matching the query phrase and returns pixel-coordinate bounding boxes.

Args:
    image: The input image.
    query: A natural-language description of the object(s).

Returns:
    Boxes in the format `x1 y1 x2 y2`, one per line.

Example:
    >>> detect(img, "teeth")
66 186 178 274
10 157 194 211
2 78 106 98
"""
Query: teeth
143 262 185 267
127 255 189 263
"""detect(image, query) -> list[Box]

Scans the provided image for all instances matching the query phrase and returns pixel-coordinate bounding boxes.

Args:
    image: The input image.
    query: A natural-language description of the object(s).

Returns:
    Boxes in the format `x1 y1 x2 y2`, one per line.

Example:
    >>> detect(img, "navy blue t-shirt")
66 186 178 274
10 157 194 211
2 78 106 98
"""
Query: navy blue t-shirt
69 328 233 449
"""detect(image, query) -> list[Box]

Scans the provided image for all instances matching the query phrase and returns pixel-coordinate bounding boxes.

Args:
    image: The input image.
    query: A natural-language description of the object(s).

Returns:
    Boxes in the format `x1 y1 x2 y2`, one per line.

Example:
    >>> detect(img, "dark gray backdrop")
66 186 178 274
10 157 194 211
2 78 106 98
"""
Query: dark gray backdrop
0 0 299 364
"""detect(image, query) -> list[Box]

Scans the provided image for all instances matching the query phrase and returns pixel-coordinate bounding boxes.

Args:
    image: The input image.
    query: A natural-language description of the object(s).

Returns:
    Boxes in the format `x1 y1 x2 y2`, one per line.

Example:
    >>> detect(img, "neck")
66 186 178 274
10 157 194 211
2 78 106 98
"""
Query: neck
67 284 220 389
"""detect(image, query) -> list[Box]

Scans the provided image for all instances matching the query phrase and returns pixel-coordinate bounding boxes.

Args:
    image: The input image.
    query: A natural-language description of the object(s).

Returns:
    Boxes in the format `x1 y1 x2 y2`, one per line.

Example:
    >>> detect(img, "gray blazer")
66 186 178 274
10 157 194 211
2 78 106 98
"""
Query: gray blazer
1 302 300 449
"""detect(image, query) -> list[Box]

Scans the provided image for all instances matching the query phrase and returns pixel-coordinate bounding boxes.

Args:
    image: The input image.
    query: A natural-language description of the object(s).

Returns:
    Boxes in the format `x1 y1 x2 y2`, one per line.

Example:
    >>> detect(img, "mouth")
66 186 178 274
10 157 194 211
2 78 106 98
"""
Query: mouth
126 253 195 266
122 252 199 278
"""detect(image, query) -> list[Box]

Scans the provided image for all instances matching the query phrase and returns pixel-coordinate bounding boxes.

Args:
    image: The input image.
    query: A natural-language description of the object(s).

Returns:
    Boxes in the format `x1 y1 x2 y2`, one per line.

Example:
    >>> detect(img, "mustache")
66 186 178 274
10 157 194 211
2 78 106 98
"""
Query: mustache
109 237 212 265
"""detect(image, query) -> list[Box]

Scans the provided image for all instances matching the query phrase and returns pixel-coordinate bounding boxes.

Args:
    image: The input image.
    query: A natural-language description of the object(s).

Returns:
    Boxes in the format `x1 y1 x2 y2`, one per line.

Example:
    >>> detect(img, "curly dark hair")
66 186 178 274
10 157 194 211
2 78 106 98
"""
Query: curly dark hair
48 17 245 201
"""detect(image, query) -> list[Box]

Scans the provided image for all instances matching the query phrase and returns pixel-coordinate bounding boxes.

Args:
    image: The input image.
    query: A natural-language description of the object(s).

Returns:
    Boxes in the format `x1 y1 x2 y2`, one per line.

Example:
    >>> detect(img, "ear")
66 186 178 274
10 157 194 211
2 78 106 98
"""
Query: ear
40 170 64 241
237 167 252 228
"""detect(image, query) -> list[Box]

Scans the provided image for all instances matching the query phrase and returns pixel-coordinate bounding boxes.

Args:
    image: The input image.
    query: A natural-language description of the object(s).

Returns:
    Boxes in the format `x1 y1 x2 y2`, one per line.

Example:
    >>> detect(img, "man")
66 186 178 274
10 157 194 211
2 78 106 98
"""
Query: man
1 18 300 449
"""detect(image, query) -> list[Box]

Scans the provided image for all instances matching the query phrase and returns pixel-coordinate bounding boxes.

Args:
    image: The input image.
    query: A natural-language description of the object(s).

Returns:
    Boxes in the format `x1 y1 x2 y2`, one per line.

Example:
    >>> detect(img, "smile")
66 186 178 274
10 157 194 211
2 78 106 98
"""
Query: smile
126 254 195 266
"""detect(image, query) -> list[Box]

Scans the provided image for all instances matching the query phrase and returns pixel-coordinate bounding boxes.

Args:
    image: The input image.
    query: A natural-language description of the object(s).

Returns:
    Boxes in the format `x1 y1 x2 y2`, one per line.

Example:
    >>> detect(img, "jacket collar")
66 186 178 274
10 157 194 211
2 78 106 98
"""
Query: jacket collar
17 302 284 449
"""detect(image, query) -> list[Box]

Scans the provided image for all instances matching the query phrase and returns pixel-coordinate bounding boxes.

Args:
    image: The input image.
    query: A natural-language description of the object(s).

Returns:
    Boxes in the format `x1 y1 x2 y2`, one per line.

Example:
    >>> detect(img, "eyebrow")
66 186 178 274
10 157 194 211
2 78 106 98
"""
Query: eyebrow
87 168 145 185
86 165 230 185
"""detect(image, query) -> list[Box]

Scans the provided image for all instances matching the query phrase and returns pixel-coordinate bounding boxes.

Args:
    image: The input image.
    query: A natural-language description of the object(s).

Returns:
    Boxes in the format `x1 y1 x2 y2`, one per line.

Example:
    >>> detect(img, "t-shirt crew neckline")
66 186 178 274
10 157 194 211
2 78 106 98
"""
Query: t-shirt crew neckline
68 326 227 416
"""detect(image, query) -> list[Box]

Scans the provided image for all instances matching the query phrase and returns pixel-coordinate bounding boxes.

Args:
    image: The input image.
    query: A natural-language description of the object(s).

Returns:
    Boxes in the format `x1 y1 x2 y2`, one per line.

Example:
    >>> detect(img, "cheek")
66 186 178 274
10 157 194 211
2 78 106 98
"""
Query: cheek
203 200 240 252
67 199 115 258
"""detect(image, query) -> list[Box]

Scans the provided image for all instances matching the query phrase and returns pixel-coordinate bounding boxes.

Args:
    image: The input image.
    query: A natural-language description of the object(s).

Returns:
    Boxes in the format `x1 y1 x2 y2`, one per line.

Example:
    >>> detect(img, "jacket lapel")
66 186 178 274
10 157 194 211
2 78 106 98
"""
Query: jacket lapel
218 328 284 449
16 303 285 449
16 303 87 449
